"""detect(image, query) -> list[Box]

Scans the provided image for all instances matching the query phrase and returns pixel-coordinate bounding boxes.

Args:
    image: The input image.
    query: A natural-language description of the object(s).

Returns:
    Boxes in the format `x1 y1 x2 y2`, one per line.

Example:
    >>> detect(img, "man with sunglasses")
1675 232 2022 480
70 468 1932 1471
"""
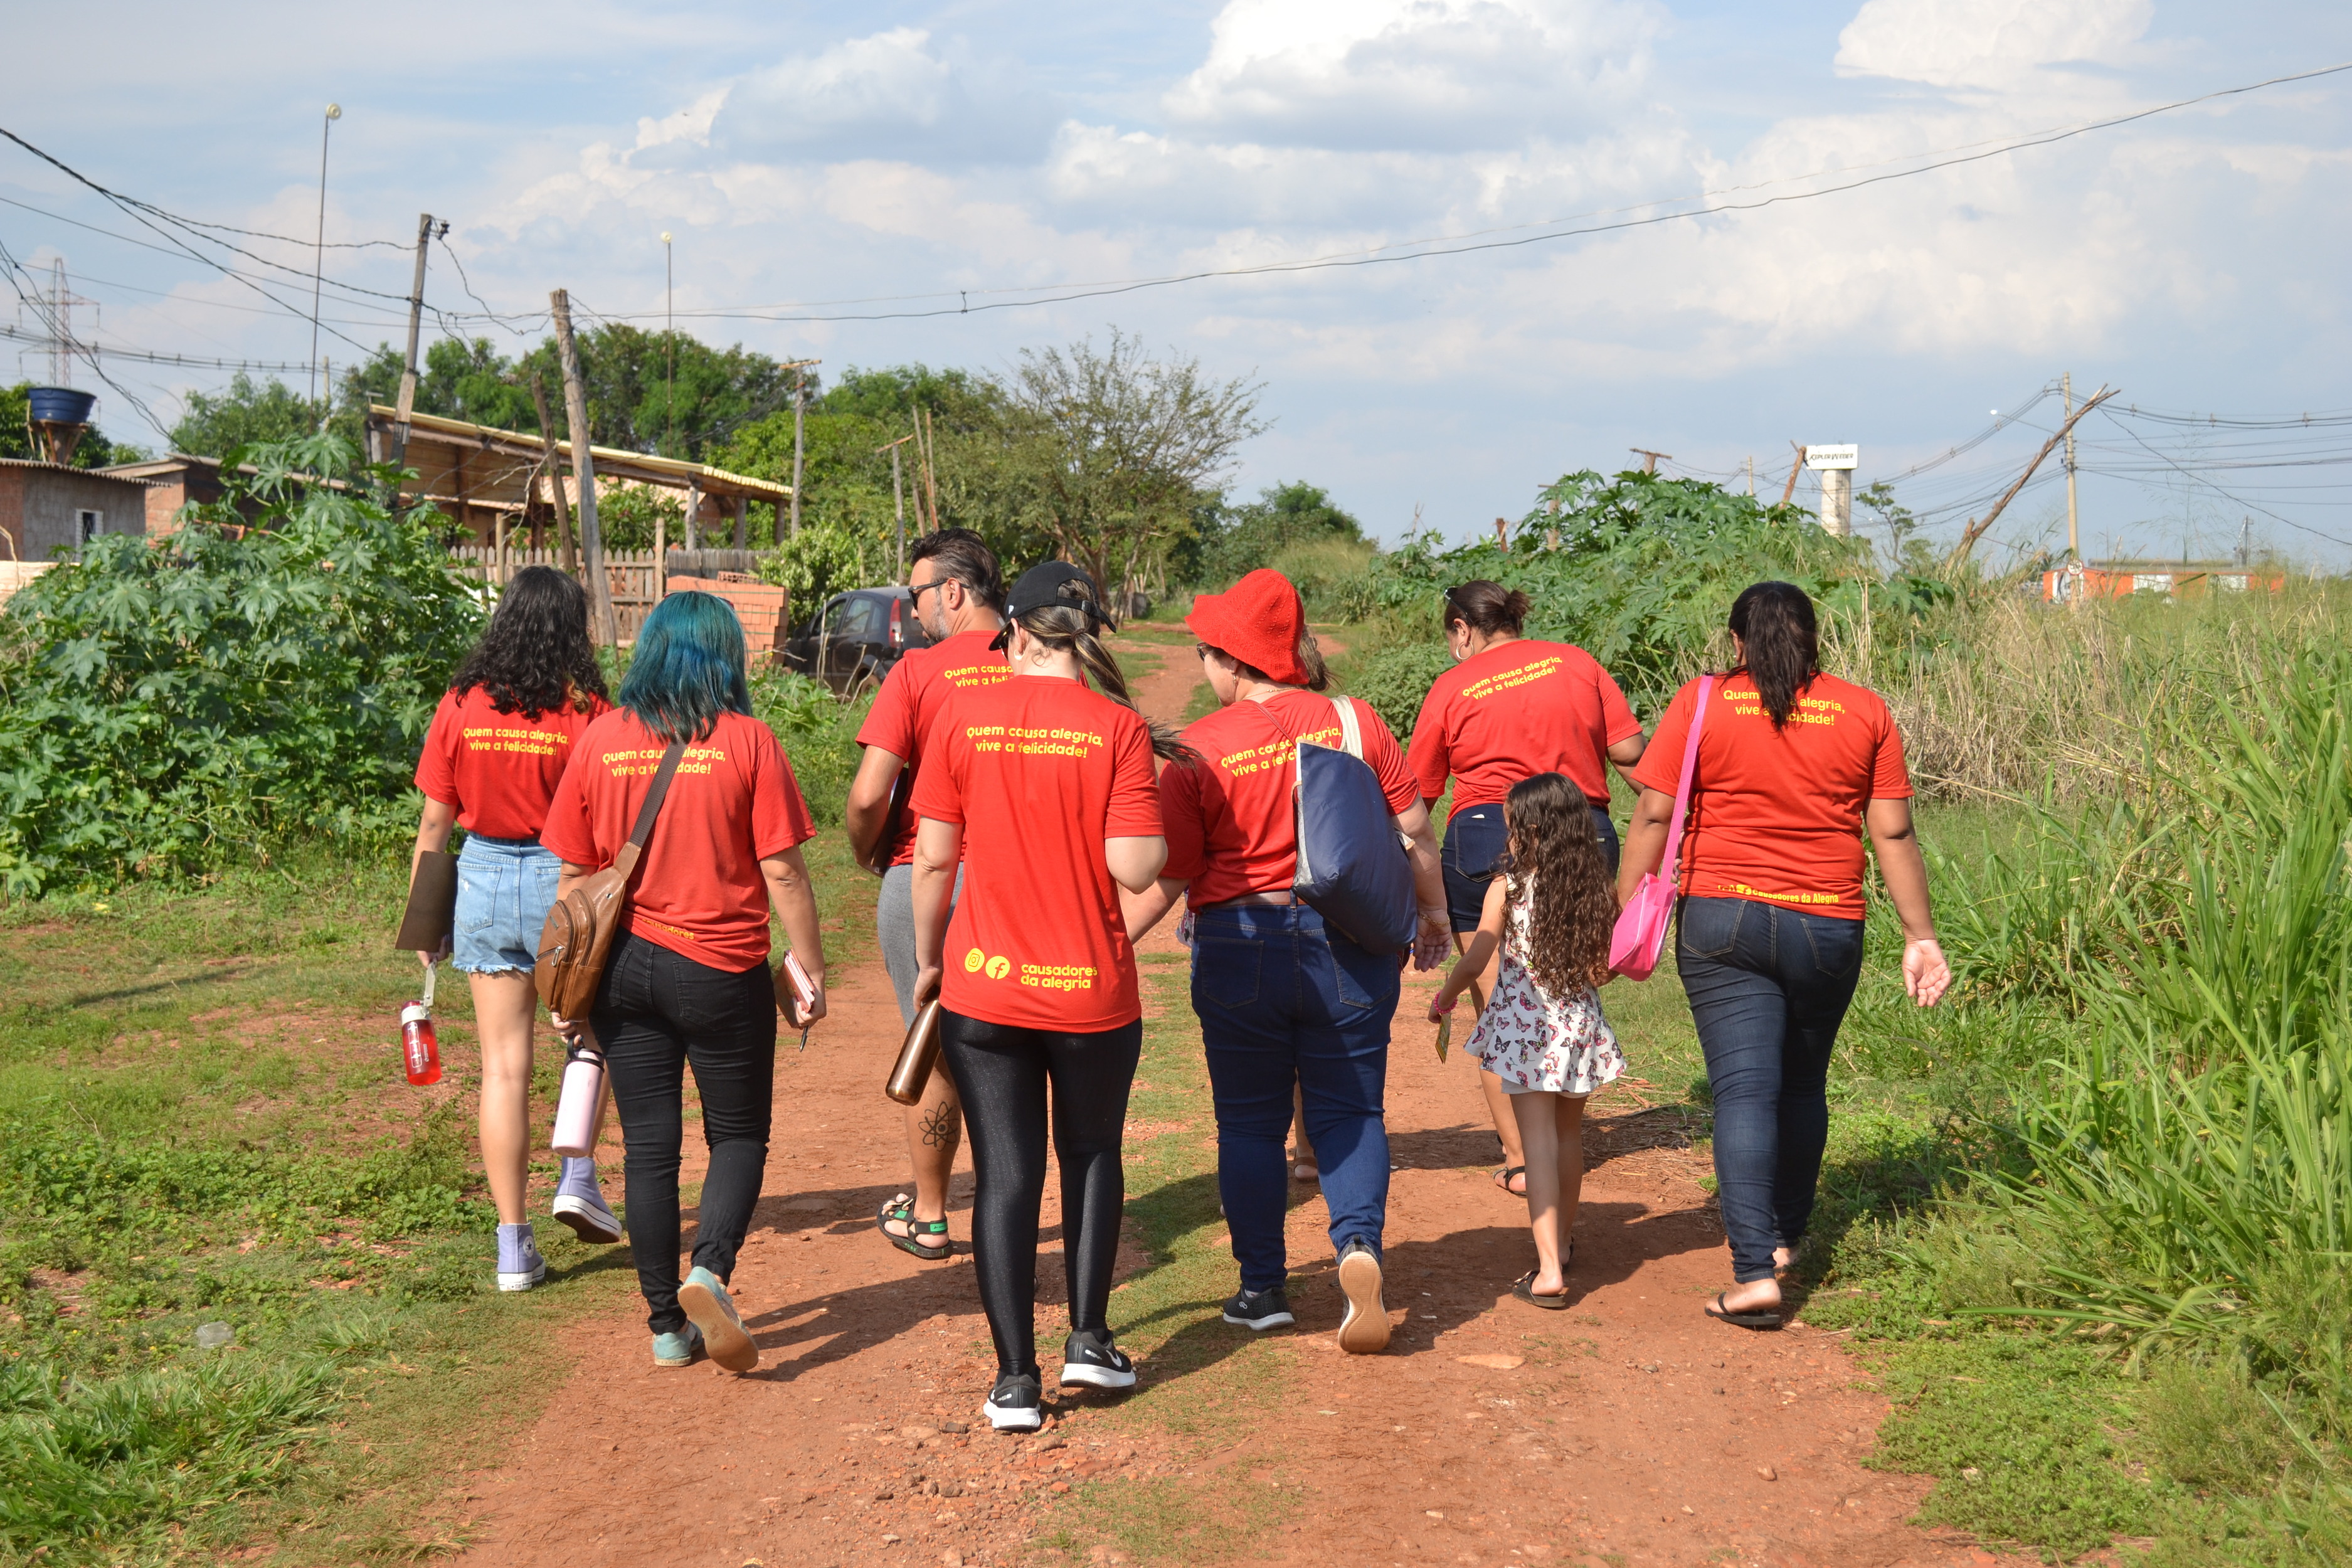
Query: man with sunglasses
847 527 1009 1261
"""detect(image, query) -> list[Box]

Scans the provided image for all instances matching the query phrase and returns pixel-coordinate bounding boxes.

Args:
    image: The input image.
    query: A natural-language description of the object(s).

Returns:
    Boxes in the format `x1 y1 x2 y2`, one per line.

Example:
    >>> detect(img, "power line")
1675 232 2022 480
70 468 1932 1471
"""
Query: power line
546 58 2352 327
0 320 315 373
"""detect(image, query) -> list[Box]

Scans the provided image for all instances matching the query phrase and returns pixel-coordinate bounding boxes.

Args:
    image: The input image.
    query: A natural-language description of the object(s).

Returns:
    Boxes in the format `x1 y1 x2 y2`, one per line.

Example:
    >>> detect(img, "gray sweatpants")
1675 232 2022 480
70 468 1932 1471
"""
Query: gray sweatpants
876 862 964 1026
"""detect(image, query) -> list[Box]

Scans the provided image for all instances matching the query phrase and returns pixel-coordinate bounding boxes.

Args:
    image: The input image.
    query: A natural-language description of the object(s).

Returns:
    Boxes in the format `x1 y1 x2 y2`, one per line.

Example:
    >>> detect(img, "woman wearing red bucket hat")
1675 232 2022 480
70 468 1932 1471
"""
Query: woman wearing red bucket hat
1127 569 1449 1353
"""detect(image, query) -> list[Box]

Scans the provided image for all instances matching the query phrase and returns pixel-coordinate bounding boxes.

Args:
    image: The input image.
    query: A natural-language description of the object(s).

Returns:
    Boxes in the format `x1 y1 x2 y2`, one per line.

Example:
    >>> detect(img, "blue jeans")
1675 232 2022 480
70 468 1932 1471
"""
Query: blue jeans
1441 803 1619 931
1191 903 1399 1293
453 833 559 975
1675 897 1866 1283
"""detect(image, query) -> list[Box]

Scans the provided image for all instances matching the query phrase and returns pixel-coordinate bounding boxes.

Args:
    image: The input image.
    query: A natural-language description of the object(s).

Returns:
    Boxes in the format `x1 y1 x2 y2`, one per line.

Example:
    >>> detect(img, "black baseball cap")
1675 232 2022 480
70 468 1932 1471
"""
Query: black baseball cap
989 561 1105 650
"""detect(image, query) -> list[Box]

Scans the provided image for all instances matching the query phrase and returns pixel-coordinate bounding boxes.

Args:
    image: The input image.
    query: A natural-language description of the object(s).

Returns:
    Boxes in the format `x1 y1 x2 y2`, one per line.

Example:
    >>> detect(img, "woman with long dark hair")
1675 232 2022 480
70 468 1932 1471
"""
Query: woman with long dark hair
1408 580 1646 1200
1619 581 1949 1330
1126 568 1449 1355
541 591 827 1371
908 563 1176 1429
410 565 618 1292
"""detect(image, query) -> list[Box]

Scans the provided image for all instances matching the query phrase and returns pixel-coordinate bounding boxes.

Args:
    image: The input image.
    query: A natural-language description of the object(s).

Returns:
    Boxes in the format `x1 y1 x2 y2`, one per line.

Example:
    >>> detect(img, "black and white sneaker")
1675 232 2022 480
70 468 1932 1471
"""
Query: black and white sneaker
1061 1328 1137 1389
1221 1287 1295 1331
983 1372 1044 1431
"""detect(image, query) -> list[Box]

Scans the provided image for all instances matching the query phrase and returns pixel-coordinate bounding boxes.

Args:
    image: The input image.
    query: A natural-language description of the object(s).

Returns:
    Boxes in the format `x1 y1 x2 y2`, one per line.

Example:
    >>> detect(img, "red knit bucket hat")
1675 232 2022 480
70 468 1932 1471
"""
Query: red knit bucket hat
1185 568 1310 686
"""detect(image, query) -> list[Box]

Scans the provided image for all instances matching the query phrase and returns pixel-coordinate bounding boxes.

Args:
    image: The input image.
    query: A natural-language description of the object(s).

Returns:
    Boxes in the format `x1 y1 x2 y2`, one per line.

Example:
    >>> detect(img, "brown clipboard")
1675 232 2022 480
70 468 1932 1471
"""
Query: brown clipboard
395 850 458 953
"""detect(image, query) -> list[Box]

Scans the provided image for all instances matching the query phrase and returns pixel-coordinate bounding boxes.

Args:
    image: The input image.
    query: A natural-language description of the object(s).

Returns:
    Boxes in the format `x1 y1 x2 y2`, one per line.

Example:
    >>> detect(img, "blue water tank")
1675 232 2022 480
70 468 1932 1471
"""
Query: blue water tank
27 386 97 426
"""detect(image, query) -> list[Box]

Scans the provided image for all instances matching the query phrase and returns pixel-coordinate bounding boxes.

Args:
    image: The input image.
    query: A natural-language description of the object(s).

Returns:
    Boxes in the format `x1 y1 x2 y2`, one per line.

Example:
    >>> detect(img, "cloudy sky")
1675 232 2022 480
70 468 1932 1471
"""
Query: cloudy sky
5 0 2350 563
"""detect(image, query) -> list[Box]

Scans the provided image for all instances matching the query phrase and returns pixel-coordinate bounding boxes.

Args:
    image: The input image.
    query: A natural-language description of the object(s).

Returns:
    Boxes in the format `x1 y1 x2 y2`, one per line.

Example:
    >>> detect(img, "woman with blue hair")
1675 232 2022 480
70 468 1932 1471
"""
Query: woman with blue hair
542 591 828 1372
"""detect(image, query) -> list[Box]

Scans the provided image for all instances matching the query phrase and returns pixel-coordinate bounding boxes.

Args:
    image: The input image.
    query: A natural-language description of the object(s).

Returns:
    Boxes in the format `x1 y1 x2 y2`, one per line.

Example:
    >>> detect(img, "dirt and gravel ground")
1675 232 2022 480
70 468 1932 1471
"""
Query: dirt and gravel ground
447 635 2029 1568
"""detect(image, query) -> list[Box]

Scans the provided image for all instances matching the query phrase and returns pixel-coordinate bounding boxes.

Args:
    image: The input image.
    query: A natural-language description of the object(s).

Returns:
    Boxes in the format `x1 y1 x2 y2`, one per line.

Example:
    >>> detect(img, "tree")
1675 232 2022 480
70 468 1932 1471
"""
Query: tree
1180 480 1364 588
993 331 1267 596
331 328 798 461
167 372 322 457
0 382 147 468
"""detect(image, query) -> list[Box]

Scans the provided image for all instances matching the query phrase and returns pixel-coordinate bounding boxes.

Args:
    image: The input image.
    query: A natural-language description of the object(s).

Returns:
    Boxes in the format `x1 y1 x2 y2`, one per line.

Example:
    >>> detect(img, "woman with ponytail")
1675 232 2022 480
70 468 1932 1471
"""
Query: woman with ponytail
1126 568 1449 1355
909 562 1177 1429
1619 581 1949 1331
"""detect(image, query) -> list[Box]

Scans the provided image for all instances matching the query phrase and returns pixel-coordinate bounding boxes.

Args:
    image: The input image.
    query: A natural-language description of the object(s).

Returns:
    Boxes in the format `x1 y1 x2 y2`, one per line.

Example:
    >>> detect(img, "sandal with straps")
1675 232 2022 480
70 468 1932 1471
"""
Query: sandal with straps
877 1194 951 1261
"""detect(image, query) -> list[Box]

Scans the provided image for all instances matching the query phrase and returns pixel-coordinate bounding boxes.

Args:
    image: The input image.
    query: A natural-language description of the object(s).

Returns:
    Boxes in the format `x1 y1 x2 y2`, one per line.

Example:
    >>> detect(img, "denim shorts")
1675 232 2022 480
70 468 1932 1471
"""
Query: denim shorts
1440 802 1620 931
453 834 561 975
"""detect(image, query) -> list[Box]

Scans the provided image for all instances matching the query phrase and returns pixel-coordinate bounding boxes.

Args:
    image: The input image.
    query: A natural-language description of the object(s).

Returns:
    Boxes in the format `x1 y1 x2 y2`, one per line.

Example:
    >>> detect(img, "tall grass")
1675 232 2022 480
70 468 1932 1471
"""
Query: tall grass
1929 642 2352 1454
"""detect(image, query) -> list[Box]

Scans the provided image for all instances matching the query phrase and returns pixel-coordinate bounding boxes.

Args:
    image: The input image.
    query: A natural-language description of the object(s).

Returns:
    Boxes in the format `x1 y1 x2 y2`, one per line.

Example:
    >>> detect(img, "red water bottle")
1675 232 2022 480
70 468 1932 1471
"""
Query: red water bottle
400 1002 442 1085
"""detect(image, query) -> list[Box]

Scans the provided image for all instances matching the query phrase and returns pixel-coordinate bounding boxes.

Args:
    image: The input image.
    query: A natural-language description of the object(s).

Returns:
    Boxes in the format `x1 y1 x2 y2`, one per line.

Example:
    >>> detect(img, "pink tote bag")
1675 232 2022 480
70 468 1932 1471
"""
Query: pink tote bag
1608 675 1713 980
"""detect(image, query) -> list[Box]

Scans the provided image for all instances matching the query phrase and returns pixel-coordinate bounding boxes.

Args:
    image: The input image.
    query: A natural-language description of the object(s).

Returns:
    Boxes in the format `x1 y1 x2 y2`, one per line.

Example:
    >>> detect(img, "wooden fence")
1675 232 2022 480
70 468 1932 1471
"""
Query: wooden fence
445 548 789 654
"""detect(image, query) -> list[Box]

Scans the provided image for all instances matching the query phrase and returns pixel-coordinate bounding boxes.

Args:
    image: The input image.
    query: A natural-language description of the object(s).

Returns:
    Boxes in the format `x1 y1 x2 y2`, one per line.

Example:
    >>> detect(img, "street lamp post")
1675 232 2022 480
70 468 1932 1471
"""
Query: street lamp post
309 103 341 408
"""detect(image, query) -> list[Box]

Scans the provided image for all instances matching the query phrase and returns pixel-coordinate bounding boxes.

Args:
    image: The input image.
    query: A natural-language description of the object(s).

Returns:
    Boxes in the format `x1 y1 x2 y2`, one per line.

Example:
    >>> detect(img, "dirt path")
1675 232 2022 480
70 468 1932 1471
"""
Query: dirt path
448 639 2023 1568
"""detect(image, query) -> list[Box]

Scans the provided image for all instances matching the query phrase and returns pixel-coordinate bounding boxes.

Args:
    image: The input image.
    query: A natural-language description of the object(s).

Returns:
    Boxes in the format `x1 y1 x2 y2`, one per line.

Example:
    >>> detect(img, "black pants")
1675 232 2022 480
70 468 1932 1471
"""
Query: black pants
940 1010 1141 1379
592 933 778 1335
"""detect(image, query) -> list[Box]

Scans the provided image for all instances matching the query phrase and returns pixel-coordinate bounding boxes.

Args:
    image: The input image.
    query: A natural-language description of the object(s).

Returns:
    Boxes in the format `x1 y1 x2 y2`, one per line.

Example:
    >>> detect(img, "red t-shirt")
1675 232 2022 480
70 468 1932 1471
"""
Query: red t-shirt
1160 691 1419 908
852 628 1010 867
413 687 611 840
539 708 817 972
909 675 1162 1030
1630 672 1911 921
1407 639 1642 815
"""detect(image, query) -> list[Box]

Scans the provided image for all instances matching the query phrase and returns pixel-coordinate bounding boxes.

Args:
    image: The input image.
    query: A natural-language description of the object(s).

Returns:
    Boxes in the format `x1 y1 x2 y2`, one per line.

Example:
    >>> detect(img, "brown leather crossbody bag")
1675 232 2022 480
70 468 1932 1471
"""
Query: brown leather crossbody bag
536 742 686 1021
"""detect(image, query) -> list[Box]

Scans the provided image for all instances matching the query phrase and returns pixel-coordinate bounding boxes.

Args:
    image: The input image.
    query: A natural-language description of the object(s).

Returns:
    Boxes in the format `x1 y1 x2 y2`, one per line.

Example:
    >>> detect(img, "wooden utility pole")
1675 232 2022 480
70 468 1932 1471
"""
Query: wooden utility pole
549 289 616 645
790 372 806 537
732 495 747 551
877 433 914 577
1779 442 1805 506
1493 517 1510 552
920 407 940 527
389 213 443 482
1946 386 2116 568
1629 448 1671 475
2062 371 2080 559
529 373 575 575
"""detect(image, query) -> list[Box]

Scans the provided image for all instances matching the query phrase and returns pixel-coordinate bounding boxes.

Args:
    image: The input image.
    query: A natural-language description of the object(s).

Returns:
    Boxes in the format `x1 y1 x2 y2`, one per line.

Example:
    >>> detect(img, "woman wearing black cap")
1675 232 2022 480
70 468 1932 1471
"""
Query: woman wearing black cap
909 562 1189 1429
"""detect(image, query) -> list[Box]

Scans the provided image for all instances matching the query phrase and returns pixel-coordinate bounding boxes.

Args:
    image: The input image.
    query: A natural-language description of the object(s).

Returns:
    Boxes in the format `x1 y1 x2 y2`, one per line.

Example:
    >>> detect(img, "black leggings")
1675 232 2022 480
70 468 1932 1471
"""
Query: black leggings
592 933 778 1336
940 1010 1141 1379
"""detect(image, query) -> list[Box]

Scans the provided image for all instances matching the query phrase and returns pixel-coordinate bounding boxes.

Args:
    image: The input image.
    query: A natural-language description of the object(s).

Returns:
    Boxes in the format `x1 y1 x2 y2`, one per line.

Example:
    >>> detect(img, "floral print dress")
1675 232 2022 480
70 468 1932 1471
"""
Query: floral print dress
1466 878 1624 1096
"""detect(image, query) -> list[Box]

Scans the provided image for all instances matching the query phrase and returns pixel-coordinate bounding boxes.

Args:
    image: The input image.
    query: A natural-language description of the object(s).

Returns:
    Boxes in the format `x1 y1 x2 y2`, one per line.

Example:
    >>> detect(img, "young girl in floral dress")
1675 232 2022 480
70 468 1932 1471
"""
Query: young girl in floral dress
1429 771 1624 1308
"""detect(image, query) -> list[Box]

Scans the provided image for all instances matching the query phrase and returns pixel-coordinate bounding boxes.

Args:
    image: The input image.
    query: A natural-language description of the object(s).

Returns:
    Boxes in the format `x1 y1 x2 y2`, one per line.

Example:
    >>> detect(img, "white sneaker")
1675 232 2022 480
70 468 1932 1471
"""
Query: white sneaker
1335 1239 1390 1354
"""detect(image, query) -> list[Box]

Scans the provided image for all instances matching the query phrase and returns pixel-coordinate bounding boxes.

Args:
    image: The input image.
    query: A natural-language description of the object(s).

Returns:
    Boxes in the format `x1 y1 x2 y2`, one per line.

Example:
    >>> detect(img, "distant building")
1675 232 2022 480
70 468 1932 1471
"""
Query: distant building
0 460 151 563
2042 560 2288 604
99 453 240 536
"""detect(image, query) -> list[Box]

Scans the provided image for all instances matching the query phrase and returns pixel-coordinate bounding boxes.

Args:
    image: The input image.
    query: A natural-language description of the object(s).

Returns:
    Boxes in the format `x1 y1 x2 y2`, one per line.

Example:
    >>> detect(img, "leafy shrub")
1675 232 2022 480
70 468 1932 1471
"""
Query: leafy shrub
751 669 869 827
1358 470 1875 716
0 436 481 894
757 522 890 618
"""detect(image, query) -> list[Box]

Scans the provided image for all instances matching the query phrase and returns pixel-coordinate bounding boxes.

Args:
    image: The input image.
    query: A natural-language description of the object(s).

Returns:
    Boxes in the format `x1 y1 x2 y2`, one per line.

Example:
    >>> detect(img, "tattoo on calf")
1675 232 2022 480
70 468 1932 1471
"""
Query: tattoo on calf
919 1103 962 1148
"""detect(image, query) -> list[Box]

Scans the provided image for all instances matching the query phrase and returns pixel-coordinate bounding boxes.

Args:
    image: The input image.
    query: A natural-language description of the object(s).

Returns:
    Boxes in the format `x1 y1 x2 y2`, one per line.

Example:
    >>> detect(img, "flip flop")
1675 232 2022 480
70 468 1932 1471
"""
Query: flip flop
1705 1291 1783 1330
1511 1271 1569 1310
877 1194 951 1261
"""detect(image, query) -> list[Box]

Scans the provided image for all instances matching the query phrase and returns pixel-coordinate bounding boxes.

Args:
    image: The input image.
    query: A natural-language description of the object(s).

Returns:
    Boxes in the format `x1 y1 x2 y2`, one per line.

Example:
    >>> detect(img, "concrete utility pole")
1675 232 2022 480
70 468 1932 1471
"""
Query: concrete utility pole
1806 444 1859 536
389 213 445 480
2062 371 2080 559
549 289 617 645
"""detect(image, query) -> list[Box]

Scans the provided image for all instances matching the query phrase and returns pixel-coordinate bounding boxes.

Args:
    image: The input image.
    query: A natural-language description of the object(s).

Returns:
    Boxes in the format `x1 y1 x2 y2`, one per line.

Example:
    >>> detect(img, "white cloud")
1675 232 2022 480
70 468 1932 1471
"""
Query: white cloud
1835 0 2153 92
1164 0 1661 151
702 26 1056 166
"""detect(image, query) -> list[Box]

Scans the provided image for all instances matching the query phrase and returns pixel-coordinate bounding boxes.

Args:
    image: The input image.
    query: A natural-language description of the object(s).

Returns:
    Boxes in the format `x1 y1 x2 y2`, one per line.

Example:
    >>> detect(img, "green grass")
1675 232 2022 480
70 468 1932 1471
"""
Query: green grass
0 816 876 1565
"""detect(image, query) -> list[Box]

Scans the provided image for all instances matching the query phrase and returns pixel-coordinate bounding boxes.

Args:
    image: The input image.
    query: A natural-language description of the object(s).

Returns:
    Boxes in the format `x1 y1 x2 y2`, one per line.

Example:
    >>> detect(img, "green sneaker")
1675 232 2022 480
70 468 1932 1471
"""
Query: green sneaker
652 1323 703 1367
677 1266 758 1372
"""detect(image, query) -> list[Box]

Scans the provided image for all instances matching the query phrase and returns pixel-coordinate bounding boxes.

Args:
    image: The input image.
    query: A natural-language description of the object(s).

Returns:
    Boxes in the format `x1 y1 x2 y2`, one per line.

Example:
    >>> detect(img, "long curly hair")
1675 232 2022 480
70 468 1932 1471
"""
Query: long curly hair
448 566 607 720
1495 771 1614 995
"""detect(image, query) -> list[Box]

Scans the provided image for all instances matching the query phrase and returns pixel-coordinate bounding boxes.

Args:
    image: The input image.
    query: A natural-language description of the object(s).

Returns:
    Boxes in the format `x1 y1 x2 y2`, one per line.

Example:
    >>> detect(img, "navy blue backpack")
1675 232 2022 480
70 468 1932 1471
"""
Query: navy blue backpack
1285 697 1416 955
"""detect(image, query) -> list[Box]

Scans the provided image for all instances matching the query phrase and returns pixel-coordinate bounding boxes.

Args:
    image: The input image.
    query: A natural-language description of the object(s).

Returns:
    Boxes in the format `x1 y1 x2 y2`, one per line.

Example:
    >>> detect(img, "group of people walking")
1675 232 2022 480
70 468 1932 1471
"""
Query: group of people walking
405 530 1949 1429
